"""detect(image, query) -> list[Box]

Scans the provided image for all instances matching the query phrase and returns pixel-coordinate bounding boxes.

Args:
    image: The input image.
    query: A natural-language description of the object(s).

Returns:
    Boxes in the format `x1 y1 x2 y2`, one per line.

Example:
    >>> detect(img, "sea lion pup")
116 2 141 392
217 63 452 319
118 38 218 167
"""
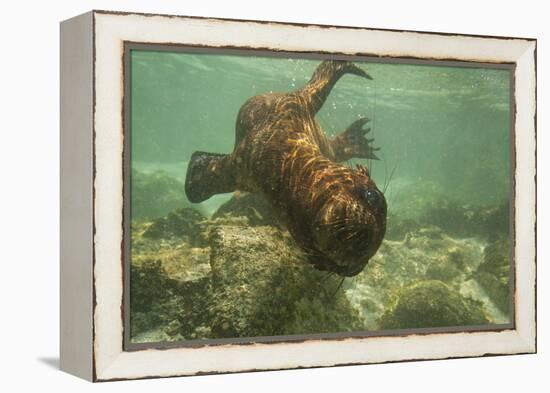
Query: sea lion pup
185 60 387 277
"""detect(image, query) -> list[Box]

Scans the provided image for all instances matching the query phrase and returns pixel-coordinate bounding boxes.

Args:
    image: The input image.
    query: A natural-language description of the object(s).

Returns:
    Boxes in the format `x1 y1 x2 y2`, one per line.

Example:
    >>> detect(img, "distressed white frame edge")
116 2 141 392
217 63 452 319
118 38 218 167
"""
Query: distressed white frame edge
86 11 535 381
60 11 94 381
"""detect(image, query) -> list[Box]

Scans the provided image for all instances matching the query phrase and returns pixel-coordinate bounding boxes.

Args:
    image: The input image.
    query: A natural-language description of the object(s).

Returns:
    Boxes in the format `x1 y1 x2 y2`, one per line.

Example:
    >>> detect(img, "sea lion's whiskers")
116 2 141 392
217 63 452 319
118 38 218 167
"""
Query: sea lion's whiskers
326 218 352 229
383 160 398 194
331 277 346 297
344 230 362 241
320 271 335 284
323 223 348 233
325 219 358 233
330 226 353 237
382 158 388 192
368 79 378 175
384 140 403 194
383 173 398 218
332 226 355 238
343 223 367 242
324 217 349 224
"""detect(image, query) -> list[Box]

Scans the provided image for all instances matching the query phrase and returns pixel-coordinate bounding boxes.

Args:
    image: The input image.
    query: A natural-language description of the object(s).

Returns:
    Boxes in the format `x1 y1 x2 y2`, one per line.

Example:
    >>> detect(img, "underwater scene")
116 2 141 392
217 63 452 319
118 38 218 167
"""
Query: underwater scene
128 48 512 344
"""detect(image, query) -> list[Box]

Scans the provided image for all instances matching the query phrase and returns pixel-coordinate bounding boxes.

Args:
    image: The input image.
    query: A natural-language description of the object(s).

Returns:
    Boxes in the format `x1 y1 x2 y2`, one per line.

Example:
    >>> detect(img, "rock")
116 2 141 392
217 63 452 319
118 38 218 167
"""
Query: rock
385 181 509 241
129 259 184 339
129 259 213 342
379 280 490 329
425 259 461 282
129 210 213 342
143 207 206 246
212 192 281 226
346 231 485 329
129 195 508 343
475 238 511 315
427 200 509 241
131 216 211 283
207 224 364 338
131 217 365 342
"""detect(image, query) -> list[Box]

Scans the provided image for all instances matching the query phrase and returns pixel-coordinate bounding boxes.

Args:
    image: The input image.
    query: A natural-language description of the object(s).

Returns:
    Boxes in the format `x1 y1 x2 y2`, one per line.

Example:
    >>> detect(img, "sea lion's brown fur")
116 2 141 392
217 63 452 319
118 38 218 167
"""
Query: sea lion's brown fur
185 60 387 276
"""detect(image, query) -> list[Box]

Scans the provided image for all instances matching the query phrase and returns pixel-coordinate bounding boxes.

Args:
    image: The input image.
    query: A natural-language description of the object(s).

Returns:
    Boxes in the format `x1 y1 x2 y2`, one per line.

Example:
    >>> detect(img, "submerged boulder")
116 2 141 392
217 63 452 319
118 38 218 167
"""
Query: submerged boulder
378 280 490 330
130 260 213 342
346 229 486 329
475 238 511 315
131 214 365 342
207 224 364 338
129 194 508 343
385 181 509 241
142 207 206 245
212 192 281 227
130 210 213 343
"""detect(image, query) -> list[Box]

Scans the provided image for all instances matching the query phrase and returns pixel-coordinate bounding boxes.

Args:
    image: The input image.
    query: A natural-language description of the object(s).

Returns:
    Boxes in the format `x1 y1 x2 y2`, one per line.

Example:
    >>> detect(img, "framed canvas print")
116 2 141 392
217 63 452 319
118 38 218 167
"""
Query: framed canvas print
60 10 537 382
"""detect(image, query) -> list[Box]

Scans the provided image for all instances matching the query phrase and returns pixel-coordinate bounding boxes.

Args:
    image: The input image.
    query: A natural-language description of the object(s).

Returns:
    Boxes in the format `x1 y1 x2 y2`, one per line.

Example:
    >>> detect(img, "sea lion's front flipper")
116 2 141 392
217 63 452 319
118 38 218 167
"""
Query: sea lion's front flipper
185 151 237 203
330 117 381 162
299 60 372 114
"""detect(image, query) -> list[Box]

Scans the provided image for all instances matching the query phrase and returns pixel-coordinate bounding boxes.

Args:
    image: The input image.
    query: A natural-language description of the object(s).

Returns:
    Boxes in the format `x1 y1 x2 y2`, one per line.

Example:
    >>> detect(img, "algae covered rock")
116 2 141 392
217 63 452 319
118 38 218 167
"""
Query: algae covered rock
212 192 281 227
207 224 364 338
129 211 213 342
129 190 508 343
385 181 509 241
129 259 184 339
346 229 485 329
142 207 206 245
379 280 490 330
475 238 511 315
131 216 210 282
425 259 462 282
130 259 213 342
131 213 366 343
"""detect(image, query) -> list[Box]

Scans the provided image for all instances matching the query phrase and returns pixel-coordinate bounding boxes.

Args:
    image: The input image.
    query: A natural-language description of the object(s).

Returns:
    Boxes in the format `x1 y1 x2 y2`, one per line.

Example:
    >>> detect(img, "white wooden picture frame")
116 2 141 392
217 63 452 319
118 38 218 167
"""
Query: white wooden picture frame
60 10 536 382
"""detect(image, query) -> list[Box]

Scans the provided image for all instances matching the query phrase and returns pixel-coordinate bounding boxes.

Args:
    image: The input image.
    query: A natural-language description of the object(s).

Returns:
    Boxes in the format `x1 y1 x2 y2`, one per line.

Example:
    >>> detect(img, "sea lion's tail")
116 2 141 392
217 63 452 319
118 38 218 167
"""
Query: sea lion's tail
185 151 236 203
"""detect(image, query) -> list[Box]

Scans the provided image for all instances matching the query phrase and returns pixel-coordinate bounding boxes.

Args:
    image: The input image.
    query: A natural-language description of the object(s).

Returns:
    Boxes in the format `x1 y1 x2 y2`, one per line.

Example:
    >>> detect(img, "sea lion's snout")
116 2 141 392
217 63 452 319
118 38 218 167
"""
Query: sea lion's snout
311 183 387 277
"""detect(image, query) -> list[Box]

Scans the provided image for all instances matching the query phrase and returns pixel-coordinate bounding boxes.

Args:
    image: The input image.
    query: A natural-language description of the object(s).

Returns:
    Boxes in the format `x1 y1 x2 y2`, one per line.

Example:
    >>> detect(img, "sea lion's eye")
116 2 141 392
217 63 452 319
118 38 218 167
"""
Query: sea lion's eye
363 189 384 209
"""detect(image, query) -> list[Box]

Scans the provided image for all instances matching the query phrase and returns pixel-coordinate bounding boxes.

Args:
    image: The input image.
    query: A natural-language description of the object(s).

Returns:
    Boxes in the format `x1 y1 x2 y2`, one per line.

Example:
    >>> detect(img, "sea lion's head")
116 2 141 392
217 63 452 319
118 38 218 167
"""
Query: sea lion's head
311 164 386 277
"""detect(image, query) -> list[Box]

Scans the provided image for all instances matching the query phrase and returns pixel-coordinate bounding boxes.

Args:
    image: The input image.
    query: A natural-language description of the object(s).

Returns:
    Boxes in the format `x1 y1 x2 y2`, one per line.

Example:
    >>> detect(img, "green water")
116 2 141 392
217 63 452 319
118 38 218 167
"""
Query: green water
131 50 511 212
128 49 512 343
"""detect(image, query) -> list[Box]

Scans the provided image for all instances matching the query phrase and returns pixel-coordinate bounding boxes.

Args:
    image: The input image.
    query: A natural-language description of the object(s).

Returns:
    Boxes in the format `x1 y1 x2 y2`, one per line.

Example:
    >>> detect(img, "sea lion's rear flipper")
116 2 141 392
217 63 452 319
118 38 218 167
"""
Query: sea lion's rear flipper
185 151 237 203
300 60 372 114
330 117 381 162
